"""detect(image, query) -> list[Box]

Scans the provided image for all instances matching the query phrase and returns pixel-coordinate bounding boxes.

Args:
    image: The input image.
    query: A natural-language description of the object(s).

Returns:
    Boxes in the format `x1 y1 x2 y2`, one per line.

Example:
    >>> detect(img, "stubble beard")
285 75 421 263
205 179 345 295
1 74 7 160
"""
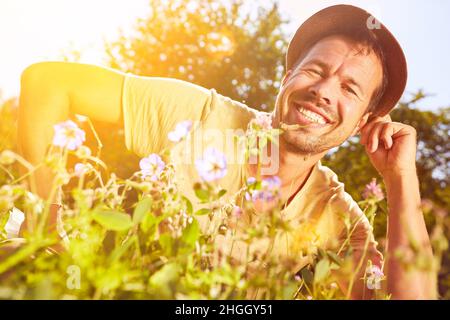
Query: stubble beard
274 95 348 156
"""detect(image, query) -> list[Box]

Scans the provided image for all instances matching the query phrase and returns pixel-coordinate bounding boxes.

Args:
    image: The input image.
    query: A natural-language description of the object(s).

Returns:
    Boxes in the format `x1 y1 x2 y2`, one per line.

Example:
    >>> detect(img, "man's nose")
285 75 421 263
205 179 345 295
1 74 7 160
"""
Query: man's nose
308 79 335 106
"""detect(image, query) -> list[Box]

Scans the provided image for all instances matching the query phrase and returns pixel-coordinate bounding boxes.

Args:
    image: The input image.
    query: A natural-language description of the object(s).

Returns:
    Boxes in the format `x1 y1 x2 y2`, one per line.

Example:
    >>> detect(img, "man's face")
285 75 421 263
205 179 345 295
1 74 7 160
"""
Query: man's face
273 35 384 154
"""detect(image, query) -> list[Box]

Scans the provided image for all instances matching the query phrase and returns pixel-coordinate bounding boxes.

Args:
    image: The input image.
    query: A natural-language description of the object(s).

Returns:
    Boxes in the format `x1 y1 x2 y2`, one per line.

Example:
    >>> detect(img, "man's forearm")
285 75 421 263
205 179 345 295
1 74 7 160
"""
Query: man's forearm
384 170 437 299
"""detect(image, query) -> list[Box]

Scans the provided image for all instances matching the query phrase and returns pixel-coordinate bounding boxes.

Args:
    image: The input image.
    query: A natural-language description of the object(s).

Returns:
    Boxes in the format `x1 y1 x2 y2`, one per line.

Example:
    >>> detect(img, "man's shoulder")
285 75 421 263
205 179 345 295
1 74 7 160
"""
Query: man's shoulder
205 90 258 131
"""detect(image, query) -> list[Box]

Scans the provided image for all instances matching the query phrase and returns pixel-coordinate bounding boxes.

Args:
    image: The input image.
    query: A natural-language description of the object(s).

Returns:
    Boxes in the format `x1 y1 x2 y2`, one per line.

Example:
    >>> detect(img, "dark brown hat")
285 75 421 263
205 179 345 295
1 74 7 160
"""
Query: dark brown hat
286 4 407 116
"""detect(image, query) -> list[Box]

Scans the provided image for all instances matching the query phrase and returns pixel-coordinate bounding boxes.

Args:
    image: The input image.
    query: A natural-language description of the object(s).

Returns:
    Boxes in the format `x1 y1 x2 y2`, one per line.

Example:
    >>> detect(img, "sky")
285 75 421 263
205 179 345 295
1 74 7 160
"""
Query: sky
0 0 449 111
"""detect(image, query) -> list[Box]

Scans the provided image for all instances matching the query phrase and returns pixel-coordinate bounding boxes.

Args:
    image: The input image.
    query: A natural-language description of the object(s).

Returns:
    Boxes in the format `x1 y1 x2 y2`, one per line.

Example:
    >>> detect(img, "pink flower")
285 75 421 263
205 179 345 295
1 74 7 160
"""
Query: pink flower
52 120 86 150
362 178 384 201
253 112 273 130
139 154 165 181
231 205 243 218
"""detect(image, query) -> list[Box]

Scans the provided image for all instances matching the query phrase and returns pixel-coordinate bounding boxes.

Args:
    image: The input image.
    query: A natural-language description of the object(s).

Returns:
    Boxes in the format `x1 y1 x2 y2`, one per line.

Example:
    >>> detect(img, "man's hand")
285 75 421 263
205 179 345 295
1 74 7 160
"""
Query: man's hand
359 115 418 177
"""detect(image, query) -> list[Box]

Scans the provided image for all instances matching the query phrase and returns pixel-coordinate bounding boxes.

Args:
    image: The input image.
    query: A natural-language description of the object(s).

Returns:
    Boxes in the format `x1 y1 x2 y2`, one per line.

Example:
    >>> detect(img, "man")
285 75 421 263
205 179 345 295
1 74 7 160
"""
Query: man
18 5 436 299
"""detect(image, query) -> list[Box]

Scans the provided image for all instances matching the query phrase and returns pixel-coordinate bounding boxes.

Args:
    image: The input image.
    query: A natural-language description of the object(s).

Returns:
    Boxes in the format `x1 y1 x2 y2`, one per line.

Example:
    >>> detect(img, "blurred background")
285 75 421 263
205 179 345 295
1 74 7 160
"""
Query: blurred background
0 0 448 297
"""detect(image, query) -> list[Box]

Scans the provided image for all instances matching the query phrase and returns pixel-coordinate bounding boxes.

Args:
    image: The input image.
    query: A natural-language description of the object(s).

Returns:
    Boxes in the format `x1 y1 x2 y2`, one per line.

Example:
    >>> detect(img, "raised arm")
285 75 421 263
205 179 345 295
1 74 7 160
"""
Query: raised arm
18 61 125 199
360 116 437 299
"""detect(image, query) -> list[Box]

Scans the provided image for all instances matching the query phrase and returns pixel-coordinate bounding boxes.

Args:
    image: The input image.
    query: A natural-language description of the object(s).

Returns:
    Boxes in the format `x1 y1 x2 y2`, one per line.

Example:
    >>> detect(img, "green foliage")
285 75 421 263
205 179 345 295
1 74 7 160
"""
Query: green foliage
106 0 287 111
92 209 133 231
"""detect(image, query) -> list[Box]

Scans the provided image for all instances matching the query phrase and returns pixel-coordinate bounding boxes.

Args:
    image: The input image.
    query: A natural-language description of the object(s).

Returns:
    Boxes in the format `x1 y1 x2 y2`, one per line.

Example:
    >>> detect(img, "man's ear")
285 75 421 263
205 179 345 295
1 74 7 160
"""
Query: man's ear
281 70 293 86
351 112 372 136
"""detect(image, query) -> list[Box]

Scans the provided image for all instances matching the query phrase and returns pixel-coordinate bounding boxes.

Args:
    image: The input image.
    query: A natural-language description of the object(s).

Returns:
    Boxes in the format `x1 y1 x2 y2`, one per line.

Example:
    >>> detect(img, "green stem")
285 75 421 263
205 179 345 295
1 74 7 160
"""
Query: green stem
37 149 68 236
345 213 375 300
0 163 14 180
0 238 56 274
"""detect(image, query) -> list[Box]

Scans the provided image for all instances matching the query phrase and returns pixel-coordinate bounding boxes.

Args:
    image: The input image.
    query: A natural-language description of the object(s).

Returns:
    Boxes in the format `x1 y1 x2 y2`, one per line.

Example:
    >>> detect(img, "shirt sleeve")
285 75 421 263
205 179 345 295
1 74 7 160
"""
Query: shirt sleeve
121 74 214 157
335 191 383 266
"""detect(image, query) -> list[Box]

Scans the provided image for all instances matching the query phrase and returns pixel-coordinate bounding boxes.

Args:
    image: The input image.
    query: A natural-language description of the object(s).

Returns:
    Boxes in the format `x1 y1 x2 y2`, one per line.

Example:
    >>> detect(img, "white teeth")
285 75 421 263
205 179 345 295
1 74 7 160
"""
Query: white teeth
297 106 327 124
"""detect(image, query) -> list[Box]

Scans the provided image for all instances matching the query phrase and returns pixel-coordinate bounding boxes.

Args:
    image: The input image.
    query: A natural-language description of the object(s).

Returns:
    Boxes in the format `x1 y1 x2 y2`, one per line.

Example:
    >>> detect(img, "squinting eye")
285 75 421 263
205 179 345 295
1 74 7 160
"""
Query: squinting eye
342 85 356 96
307 69 321 76
301 68 321 76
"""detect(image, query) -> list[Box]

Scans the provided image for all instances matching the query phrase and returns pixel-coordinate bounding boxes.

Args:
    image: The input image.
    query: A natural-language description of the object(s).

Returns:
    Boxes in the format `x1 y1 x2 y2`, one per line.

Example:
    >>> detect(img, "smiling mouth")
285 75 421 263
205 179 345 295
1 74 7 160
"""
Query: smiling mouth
290 101 334 127
296 105 327 124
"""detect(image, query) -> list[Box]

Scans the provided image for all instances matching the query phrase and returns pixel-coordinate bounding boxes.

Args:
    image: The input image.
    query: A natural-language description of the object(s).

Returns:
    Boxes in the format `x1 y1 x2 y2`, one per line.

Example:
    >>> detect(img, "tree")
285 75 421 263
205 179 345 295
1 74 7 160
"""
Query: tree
106 0 288 110
93 0 289 177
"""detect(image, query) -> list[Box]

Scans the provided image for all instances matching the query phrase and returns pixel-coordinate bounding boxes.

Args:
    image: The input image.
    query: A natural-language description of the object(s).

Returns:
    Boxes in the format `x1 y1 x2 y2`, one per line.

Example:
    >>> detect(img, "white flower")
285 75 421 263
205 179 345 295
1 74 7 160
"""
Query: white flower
74 163 89 176
139 154 166 181
52 120 86 150
366 265 384 290
4 207 25 238
168 120 193 142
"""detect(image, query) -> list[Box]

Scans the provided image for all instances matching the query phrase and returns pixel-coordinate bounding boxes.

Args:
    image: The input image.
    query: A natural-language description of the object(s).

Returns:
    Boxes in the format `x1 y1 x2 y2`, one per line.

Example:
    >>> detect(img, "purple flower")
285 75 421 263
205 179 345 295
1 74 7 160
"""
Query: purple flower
362 178 384 201
247 176 281 202
139 154 165 181
168 120 193 142
246 177 257 185
195 147 227 182
52 120 86 150
366 265 384 290
74 163 89 177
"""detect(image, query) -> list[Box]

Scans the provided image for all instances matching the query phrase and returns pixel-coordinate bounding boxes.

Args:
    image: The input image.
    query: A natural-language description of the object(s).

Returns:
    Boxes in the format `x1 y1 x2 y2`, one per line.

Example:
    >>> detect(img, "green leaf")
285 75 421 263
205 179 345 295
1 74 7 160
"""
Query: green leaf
217 189 227 198
318 248 327 259
300 267 314 287
181 219 200 247
108 235 137 263
314 259 330 284
182 196 193 215
327 251 343 266
92 209 133 231
149 262 181 298
194 208 210 216
194 188 210 201
159 234 175 256
133 197 152 225
283 282 299 300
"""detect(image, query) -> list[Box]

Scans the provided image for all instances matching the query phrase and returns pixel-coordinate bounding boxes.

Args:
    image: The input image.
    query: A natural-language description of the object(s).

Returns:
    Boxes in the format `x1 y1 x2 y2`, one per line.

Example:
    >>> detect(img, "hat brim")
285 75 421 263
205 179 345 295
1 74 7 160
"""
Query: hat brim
286 5 407 116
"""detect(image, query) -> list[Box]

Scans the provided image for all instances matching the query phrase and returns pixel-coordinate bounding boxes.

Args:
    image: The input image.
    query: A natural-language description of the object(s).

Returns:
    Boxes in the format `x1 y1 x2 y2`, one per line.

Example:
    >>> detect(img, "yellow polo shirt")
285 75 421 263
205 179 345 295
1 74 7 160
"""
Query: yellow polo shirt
121 74 383 279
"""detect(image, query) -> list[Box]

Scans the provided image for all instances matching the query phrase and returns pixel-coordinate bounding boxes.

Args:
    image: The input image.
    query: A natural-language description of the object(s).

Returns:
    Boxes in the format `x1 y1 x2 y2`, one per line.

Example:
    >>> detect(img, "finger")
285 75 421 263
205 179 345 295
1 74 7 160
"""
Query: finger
360 116 387 145
367 122 384 153
360 120 379 145
379 123 394 149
